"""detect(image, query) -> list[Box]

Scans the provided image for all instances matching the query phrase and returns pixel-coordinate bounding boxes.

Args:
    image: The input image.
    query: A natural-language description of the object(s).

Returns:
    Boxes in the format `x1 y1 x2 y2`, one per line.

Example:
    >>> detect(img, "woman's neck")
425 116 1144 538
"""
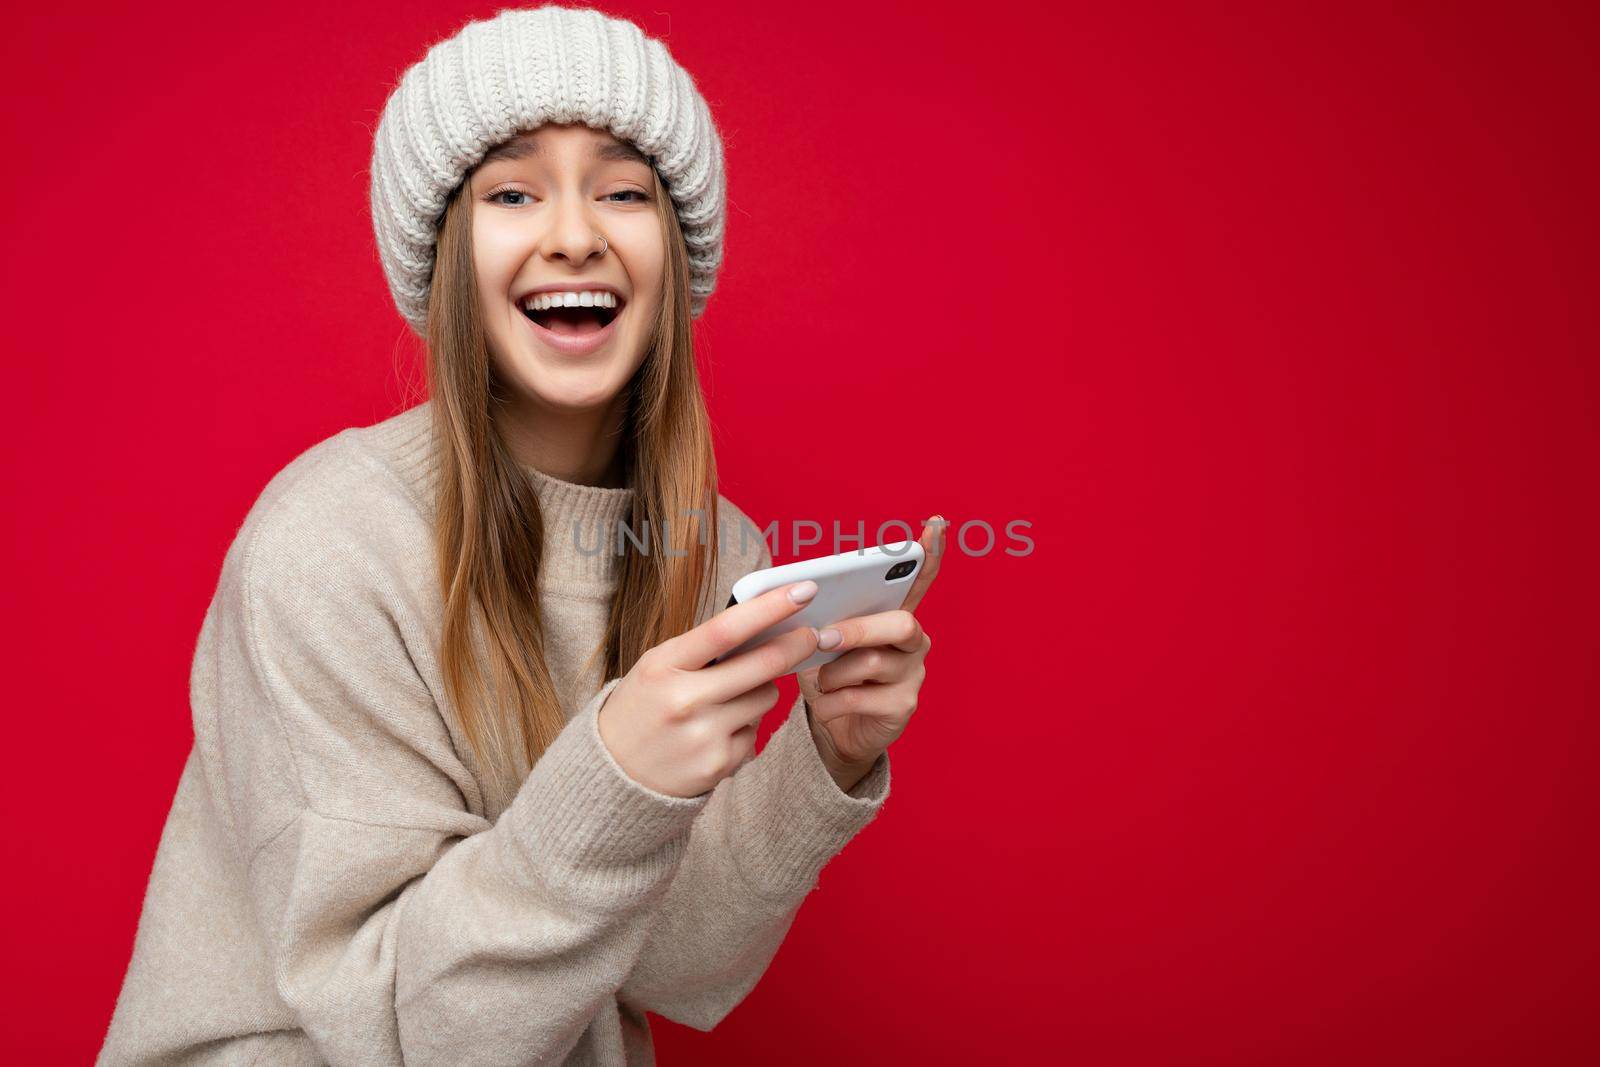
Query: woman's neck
499 394 630 487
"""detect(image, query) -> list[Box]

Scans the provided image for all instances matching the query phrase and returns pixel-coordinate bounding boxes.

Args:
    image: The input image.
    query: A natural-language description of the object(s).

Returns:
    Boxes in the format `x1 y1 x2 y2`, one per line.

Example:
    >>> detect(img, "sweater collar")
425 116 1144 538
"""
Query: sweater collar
522 463 635 592
361 400 634 596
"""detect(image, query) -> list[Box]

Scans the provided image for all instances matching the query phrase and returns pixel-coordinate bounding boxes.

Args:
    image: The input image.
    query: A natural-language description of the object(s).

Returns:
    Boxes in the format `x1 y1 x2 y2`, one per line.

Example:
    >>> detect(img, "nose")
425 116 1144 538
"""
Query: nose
539 193 606 267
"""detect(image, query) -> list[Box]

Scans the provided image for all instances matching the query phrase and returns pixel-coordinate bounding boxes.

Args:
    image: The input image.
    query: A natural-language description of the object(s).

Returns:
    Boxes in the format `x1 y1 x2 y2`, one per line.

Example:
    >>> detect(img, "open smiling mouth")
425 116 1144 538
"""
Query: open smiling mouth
520 302 620 337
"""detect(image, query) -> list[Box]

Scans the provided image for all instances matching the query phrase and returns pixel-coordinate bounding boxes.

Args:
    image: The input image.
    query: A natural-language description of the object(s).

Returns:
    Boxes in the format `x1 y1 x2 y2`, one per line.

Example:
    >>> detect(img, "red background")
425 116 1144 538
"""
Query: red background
3 1 1595 1062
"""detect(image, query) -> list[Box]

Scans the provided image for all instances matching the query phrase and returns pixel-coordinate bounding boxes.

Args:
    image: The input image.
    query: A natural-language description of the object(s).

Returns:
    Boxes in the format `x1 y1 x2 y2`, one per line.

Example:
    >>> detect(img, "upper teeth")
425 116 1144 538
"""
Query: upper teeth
520 290 619 311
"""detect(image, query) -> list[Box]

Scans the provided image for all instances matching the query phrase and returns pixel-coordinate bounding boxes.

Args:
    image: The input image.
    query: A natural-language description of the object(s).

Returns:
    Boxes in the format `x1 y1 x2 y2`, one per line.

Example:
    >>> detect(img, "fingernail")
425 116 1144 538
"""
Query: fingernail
788 580 818 603
817 627 842 650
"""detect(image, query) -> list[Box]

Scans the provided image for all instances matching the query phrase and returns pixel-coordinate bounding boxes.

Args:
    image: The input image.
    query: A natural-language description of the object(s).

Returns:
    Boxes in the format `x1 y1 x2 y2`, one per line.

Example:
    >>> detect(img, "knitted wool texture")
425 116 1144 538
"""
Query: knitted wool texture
369 4 728 336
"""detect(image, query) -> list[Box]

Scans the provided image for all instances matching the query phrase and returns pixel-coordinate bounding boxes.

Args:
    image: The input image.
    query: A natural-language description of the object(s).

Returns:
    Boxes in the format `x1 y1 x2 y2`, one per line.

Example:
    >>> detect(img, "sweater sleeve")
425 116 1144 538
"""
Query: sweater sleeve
615 539 891 1030
204 501 709 1065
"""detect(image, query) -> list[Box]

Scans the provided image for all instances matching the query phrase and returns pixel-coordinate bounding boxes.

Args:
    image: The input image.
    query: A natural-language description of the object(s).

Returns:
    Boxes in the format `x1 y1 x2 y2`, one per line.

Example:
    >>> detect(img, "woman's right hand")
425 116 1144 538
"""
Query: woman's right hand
596 579 824 798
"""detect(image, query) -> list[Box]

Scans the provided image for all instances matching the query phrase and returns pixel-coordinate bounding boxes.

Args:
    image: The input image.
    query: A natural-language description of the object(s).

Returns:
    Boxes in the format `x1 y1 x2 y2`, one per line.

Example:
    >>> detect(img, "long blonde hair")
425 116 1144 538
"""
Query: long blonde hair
425 147 721 791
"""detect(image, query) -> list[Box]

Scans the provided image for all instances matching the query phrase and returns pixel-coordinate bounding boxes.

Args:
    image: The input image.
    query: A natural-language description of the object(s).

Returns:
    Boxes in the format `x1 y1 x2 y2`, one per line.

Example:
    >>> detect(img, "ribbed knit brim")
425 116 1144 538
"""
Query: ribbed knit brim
369 5 728 337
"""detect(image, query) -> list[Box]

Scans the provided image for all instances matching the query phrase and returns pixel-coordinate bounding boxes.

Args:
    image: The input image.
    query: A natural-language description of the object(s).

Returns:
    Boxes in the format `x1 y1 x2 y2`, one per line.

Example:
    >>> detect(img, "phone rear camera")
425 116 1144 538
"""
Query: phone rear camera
885 561 916 580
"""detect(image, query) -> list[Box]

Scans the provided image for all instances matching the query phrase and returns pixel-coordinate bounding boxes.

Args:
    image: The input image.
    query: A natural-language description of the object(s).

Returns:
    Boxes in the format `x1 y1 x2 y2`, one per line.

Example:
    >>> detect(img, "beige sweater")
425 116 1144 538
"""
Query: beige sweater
98 401 890 1065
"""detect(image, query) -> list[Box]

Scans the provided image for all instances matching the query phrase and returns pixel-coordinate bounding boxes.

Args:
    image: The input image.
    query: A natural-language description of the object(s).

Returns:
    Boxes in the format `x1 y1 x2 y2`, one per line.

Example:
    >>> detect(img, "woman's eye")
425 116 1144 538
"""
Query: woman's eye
486 189 644 205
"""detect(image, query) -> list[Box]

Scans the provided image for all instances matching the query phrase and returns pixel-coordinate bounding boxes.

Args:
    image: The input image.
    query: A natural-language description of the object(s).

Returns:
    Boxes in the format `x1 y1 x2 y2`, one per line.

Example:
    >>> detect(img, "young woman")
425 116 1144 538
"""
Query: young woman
99 7 941 1065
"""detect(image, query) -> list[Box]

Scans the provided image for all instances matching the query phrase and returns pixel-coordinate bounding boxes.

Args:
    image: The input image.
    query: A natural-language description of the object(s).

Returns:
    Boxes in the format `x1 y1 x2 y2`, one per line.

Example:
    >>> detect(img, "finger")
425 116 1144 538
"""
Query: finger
712 681 782 736
796 663 824 704
815 644 915 694
696 620 820 704
898 515 946 614
820 608 925 656
662 579 819 669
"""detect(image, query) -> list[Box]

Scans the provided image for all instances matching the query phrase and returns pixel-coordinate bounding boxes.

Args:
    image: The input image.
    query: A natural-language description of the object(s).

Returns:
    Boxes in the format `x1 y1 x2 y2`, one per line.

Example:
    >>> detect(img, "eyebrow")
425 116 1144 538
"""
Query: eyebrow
478 136 652 168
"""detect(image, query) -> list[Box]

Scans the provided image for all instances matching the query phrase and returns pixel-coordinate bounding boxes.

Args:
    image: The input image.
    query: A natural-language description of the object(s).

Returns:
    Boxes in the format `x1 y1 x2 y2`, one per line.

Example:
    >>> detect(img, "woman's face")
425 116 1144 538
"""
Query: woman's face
468 123 666 414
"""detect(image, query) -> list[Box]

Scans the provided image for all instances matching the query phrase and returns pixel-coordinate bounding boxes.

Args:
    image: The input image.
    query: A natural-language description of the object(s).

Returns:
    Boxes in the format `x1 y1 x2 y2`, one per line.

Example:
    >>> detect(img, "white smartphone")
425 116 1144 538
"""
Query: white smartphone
709 540 926 675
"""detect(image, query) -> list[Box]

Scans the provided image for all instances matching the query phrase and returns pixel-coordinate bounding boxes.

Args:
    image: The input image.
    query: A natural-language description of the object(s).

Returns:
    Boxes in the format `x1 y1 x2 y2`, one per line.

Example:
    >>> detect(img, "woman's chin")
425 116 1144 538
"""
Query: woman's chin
505 366 628 414
491 338 639 413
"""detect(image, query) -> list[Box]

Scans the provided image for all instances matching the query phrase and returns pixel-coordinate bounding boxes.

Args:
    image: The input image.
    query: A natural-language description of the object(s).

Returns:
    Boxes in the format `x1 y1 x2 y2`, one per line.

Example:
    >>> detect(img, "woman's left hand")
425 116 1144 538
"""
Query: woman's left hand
798 515 946 789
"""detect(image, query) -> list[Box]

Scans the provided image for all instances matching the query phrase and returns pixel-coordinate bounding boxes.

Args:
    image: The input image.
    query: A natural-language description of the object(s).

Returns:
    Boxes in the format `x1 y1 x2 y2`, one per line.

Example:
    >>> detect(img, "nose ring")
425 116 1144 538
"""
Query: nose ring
596 234 609 257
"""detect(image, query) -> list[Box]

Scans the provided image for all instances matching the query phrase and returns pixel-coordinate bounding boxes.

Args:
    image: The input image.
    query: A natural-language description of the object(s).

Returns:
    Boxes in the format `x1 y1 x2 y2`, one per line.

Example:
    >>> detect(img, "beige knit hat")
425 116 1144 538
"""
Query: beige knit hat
369 4 728 337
